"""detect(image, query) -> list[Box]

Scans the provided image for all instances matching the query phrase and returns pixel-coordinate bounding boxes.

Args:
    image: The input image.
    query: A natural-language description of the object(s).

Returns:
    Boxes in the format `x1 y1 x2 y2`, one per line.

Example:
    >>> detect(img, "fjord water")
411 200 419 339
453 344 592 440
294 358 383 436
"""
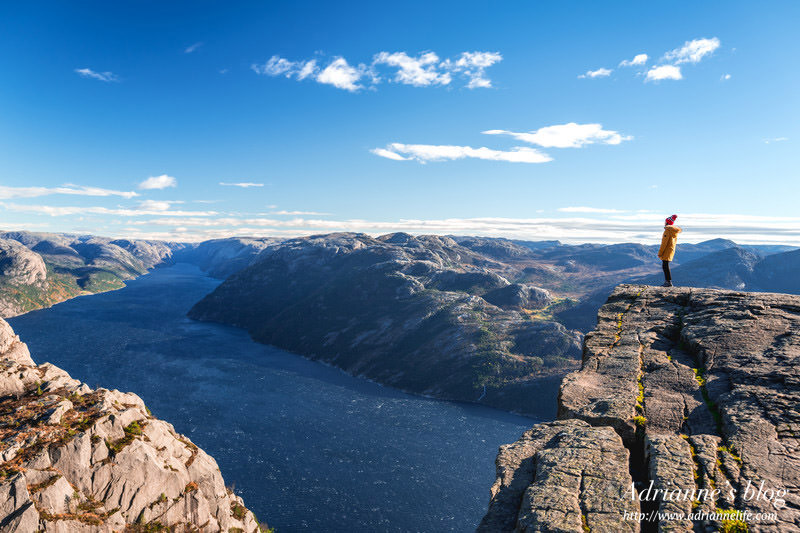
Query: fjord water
8 264 534 532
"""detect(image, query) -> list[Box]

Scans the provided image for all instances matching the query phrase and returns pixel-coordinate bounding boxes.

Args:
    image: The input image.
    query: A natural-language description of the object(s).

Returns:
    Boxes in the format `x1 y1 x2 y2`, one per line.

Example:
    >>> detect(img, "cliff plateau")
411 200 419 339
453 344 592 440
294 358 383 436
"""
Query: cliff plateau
480 285 800 532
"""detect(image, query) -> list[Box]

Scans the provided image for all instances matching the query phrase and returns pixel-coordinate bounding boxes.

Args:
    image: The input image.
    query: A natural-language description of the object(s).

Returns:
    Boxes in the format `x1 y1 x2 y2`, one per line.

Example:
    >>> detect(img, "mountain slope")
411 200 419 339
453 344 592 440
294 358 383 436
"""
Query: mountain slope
0 232 174 318
189 232 582 417
172 237 277 278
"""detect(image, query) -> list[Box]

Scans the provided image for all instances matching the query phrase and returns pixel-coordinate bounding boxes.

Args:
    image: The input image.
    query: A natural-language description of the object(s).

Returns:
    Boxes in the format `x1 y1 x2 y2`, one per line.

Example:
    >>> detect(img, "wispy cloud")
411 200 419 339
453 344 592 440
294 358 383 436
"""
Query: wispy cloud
74 68 119 82
0 184 137 199
663 38 720 64
721 73 732 81
483 123 632 148
371 148 408 161
252 56 367 91
374 123 630 165
645 38 720 82
138 175 177 190
619 54 648 67
371 144 552 164
251 50 502 91
184 42 203 54
137 200 184 211
373 51 451 87
104 212 800 246
764 137 789 144
251 56 319 79
219 182 264 188
269 210 330 216
585 38 719 82
1 202 216 217
440 51 503 89
578 68 612 79
558 207 625 214
316 57 368 91
645 65 682 82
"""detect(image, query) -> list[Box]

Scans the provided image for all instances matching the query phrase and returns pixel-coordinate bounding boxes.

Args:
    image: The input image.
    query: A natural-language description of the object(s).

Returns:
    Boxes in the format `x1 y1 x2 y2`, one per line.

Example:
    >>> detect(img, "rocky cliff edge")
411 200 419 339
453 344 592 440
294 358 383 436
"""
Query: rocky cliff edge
0 319 263 532
479 285 800 532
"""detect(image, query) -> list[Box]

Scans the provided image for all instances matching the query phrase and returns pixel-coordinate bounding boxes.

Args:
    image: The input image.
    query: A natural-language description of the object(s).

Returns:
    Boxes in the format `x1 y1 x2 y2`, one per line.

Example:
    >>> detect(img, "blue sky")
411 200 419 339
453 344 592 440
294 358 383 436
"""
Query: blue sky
1 1 798 244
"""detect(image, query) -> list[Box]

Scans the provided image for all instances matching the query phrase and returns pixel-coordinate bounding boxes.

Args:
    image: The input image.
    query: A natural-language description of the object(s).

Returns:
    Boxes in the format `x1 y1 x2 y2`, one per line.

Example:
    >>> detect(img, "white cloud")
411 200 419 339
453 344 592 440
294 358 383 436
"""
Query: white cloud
0 184 138 199
251 56 319 79
269 210 330 216
315 57 366 92
138 175 177 190
252 50 501 91
372 143 552 164
138 200 183 211
252 56 365 91
103 212 800 246
596 38 719 84
74 68 118 82
447 51 503 88
558 207 625 214
764 137 788 144
578 68 612 79
663 37 720 65
184 42 203 54
645 65 683 82
296 60 319 80
721 73 732 81
370 148 408 161
483 123 632 148
373 51 451 87
219 182 264 188
619 54 648 67
1 202 216 217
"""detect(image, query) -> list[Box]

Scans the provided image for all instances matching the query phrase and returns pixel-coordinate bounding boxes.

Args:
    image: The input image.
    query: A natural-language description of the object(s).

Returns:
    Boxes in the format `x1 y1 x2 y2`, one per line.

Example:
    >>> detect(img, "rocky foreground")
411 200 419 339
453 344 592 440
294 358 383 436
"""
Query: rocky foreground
479 285 800 532
0 319 263 532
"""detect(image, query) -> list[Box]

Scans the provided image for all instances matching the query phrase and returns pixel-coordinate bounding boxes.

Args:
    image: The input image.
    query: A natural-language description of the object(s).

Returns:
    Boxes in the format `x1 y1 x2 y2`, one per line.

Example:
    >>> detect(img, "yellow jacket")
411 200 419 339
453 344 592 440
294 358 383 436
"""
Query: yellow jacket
658 225 682 261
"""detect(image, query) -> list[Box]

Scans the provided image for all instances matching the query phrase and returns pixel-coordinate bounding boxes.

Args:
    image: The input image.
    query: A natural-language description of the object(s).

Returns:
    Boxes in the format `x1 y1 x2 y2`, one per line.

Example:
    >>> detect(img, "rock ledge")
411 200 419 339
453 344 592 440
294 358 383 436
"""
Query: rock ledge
0 318 263 532
480 285 800 532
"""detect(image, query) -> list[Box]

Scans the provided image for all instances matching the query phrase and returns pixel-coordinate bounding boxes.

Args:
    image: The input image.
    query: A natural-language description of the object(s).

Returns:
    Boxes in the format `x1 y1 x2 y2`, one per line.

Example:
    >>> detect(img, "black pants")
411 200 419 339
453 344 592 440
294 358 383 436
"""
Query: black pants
662 260 671 282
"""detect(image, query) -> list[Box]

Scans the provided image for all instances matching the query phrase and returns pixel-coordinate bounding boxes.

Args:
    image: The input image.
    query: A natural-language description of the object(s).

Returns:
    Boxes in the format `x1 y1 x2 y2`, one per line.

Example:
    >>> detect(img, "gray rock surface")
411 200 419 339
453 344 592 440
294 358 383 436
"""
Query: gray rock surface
481 284 800 532
0 318 264 532
0 240 46 286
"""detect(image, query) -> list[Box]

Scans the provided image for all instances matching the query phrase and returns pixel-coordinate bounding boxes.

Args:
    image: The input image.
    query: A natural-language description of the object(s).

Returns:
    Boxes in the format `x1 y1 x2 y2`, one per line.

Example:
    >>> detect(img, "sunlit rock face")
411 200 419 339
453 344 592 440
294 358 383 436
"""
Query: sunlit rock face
0 318 264 532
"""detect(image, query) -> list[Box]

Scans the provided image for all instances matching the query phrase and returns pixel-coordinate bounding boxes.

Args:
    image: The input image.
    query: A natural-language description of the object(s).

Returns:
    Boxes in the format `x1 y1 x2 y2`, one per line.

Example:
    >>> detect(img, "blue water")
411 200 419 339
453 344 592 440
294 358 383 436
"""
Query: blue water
8 264 534 532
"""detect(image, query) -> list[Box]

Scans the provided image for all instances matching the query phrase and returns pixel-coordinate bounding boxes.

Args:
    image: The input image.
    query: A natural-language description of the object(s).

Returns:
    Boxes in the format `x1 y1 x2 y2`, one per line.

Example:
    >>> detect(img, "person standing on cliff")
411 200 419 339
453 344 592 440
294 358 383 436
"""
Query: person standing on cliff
658 214 681 287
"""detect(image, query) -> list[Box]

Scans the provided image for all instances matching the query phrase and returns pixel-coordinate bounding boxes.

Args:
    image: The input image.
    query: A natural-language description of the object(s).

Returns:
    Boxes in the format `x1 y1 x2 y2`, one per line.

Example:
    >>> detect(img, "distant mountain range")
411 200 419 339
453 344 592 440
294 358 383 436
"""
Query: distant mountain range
0 231 272 316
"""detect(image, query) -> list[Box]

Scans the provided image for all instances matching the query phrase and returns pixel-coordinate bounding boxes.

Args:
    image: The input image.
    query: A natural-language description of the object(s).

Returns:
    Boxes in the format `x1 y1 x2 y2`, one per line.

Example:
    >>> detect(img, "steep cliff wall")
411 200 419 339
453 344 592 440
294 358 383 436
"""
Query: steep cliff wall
0 319 264 532
480 285 800 532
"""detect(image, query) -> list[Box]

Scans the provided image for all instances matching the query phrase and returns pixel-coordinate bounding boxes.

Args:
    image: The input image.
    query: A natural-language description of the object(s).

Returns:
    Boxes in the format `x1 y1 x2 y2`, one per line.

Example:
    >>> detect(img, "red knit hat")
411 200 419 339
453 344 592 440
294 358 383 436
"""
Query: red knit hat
665 214 678 226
